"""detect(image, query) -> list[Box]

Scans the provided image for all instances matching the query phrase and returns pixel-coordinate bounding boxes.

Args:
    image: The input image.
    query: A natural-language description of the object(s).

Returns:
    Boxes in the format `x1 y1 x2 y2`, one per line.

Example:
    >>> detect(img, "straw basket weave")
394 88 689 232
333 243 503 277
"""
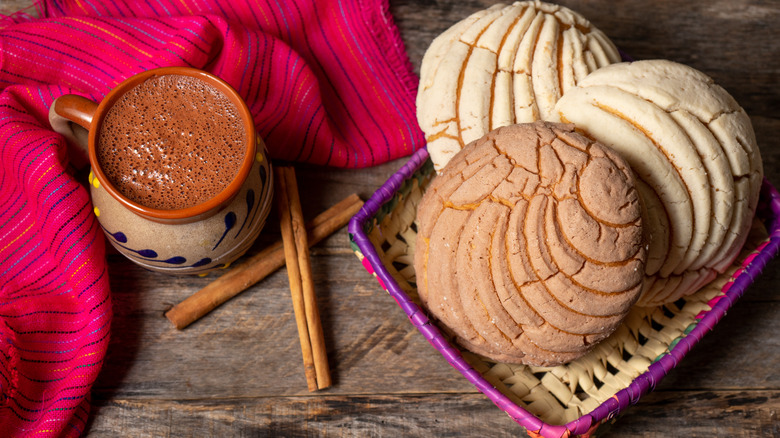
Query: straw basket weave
348 147 780 438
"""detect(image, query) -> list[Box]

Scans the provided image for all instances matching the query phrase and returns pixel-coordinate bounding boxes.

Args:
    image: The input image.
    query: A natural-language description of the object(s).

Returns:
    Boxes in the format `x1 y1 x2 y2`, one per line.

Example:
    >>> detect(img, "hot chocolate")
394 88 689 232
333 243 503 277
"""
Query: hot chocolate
97 74 246 210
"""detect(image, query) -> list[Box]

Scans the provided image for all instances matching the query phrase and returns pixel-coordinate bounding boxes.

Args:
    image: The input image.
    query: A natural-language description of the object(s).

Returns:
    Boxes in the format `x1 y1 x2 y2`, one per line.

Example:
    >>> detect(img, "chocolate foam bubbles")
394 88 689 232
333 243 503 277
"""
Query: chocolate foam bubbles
97 74 246 211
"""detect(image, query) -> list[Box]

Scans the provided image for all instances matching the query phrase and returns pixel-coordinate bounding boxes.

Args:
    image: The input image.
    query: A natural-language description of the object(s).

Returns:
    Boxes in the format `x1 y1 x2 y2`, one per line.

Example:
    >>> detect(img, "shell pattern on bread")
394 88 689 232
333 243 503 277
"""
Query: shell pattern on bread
414 122 646 366
417 1 621 173
553 60 763 306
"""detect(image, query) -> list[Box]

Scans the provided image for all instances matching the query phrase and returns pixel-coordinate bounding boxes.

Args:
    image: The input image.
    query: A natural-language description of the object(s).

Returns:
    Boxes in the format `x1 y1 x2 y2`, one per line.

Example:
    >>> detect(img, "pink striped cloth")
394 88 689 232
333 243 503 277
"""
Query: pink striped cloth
0 0 421 435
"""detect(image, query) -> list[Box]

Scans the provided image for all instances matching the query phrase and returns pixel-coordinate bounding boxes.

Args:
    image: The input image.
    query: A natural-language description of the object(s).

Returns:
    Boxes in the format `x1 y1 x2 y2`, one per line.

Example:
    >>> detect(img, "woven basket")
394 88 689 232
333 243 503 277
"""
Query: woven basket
348 147 780 437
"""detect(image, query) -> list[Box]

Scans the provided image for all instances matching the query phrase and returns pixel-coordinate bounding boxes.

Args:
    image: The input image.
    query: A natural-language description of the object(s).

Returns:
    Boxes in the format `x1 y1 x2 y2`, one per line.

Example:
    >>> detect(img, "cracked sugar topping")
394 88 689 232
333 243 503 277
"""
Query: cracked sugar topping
414 121 646 367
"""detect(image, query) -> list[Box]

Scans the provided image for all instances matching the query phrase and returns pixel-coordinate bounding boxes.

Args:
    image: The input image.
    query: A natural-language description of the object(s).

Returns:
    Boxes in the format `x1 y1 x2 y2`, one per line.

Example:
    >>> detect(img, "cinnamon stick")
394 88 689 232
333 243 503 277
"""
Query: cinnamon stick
165 192 363 330
276 165 331 391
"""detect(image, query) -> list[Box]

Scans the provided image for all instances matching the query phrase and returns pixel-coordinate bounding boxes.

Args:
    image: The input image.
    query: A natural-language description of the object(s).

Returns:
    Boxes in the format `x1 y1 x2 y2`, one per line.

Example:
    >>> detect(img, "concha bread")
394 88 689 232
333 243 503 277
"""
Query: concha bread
417 1 621 173
414 121 646 366
552 60 763 306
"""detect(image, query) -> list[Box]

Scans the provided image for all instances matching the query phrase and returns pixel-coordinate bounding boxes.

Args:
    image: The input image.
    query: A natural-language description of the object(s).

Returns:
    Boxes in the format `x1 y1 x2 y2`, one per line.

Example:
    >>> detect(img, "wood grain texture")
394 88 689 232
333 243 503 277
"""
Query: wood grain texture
83 391 780 437
0 0 36 15
1 0 777 436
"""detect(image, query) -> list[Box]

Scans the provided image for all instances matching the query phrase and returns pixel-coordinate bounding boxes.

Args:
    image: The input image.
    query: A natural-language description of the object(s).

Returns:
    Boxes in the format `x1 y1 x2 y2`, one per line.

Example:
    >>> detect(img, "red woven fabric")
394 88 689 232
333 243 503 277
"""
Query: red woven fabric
0 0 421 435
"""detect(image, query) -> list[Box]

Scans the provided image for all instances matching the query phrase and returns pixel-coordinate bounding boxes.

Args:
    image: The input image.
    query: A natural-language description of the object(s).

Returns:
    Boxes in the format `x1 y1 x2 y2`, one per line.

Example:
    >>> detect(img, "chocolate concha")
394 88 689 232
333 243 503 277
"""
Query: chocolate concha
416 1 621 173
415 121 646 366
553 60 763 306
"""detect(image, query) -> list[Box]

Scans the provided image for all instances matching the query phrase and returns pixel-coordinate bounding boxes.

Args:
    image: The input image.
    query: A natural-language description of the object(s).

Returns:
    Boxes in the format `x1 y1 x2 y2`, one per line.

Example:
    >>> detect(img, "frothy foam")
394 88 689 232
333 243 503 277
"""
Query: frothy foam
97 74 246 210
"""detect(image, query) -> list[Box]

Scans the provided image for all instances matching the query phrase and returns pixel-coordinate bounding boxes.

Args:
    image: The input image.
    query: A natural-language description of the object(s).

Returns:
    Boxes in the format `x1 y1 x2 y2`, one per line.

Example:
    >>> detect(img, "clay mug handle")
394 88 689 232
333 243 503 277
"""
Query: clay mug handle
48 94 99 171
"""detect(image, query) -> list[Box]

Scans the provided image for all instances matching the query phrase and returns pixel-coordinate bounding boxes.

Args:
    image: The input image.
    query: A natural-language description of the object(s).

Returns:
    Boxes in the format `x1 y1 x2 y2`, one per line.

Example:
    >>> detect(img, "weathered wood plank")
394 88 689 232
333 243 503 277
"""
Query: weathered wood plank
0 0 37 16
93 251 476 399
604 390 780 437
84 391 780 437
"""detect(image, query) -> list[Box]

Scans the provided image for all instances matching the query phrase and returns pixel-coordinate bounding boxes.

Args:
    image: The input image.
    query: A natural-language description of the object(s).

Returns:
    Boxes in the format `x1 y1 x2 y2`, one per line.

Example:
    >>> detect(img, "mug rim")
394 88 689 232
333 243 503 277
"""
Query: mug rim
87 67 257 223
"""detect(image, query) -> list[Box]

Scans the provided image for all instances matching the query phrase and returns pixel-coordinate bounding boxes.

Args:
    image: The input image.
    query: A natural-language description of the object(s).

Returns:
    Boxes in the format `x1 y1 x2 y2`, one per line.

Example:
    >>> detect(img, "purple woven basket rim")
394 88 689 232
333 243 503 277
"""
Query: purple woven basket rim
347 147 780 438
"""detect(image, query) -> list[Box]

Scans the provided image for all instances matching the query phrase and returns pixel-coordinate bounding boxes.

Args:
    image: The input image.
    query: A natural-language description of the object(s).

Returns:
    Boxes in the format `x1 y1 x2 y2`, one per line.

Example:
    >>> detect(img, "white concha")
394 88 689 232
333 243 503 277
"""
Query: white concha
416 5 506 171
417 1 621 172
551 85 695 278
553 59 763 306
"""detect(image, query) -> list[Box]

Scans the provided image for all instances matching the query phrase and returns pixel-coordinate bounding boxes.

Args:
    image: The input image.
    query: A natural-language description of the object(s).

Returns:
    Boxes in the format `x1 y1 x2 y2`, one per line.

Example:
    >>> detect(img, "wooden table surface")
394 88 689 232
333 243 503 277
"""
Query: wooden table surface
2 0 779 436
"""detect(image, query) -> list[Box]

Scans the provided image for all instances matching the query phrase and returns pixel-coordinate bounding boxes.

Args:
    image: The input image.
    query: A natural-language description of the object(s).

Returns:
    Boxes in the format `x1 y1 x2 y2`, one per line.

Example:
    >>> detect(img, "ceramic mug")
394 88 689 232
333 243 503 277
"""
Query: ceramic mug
49 67 273 275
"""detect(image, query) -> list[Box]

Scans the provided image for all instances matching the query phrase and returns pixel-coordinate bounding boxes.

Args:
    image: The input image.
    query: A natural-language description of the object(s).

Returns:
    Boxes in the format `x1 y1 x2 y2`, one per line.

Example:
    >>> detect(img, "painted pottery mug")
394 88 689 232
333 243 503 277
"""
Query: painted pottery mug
49 67 273 275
